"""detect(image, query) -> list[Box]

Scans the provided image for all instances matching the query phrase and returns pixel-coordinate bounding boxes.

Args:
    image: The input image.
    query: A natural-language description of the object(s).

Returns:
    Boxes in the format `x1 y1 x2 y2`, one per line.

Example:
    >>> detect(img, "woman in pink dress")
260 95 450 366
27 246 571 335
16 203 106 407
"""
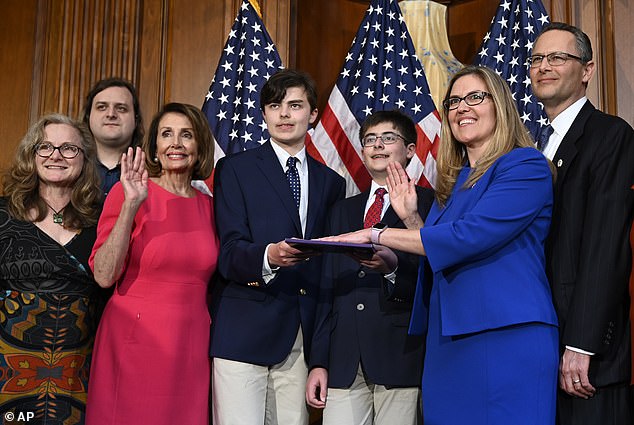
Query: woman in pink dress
85 103 218 425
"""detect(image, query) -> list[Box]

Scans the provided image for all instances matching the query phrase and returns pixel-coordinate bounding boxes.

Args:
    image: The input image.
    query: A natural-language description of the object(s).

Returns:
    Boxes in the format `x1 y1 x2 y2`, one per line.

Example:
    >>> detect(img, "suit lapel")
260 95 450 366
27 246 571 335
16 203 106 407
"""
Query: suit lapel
356 188 399 228
552 101 594 189
352 191 370 231
381 204 401 227
382 186 432 228
255 142 302 234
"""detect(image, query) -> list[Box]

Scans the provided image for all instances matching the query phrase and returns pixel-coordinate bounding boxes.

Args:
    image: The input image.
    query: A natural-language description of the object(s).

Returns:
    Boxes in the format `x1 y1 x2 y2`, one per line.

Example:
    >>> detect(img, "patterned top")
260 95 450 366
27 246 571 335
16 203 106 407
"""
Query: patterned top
0 197 99 424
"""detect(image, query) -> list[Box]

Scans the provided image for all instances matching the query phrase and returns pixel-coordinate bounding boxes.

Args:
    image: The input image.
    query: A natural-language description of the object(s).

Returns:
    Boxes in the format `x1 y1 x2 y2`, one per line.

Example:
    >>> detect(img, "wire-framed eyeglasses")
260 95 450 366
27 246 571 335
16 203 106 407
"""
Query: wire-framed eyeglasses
526 52 586 68
35 142 84 159
443 91 492 111
361 132 407 147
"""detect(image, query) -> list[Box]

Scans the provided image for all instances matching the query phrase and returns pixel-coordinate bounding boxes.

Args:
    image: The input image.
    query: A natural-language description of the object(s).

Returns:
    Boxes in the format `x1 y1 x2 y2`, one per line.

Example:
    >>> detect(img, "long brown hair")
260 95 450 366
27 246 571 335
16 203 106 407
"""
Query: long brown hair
435 66 536 207
2 114 102 229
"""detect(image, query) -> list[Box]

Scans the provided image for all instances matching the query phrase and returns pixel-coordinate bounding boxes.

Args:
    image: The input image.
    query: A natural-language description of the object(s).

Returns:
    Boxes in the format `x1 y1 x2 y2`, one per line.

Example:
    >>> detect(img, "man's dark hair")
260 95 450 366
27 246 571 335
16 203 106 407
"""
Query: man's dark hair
537 22 593 63
359 109 418 147
260 69 318 111
82 77 144 147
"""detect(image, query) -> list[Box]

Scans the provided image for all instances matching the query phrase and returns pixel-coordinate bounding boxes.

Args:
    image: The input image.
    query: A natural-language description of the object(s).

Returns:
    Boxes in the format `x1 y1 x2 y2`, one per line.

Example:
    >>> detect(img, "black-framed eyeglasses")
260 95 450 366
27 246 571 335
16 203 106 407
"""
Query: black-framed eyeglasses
443 91 492 110
526 51 586 68
35 142 83 159
361 132 407 147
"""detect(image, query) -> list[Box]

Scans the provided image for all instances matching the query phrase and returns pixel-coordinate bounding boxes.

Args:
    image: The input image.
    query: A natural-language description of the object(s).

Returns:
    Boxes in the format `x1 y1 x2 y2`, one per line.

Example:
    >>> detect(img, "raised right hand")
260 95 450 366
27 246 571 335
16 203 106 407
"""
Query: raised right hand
120 146 148 207
387 162 424 229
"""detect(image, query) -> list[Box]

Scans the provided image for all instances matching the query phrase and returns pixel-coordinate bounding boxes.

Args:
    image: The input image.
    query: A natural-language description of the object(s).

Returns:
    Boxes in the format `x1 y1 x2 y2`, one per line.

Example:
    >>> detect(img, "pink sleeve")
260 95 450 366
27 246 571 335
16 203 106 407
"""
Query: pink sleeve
88 182 126 272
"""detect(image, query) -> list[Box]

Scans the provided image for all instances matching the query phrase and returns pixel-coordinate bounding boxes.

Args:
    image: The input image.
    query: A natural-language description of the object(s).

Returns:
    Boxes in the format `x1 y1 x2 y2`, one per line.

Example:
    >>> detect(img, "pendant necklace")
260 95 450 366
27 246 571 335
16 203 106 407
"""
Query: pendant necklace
43 200 67 225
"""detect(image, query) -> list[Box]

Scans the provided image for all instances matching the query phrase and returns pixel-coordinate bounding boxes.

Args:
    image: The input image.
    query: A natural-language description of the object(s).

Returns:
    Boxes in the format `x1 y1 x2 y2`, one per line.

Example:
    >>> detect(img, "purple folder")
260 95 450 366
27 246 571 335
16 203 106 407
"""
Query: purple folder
285 238 375 259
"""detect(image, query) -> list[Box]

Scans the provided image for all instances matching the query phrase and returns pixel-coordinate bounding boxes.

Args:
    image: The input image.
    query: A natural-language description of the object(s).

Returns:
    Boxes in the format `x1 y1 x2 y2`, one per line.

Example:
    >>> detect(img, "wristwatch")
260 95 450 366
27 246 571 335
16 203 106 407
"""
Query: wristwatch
371 223 388 245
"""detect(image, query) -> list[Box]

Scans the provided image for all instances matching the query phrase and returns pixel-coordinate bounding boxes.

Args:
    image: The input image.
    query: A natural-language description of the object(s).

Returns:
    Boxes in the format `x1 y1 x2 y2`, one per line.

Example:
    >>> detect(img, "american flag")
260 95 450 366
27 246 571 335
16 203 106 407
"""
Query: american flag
201 0 284 164
474 0 551 141
307 0 441 196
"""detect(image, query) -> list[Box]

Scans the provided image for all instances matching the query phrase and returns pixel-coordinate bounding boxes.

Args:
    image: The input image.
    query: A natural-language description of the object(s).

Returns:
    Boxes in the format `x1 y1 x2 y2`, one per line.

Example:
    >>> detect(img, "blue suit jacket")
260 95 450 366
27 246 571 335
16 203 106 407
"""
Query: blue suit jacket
409 147 558 337
210 141 345 366
309 186 433 388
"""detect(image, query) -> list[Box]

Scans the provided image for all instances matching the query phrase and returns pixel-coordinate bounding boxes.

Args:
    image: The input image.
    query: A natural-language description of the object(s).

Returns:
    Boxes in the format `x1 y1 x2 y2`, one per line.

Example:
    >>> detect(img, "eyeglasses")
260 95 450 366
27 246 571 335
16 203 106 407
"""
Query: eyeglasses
526 52 586 68
443 91 492 110
361 132 407 147
35 142 83 159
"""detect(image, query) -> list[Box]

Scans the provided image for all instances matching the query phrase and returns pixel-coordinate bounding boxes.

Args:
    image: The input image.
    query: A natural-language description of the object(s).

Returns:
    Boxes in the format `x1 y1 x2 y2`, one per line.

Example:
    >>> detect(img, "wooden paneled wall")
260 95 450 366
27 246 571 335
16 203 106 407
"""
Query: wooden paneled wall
31 0 143 120
0 0 293 172
296 0 368 115
0 0 631 173
0 1 38 168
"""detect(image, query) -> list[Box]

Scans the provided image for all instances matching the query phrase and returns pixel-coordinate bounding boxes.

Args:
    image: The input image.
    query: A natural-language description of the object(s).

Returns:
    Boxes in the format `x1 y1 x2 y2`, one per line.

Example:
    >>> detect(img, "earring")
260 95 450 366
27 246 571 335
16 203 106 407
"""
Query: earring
154 157 158 162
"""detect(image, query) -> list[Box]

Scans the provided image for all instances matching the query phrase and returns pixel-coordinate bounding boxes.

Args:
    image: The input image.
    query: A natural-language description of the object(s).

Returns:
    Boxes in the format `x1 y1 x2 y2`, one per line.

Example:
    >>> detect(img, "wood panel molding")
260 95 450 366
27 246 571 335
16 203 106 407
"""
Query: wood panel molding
34 0 144 120
596 0 617 114
260 0 292 65
138 0 170 121
0 1 38 170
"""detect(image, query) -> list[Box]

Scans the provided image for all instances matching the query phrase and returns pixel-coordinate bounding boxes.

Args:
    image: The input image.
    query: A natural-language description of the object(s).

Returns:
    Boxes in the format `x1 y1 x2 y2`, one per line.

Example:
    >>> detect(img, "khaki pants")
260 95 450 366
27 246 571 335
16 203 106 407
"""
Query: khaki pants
322 365 421 425
212 330 309 425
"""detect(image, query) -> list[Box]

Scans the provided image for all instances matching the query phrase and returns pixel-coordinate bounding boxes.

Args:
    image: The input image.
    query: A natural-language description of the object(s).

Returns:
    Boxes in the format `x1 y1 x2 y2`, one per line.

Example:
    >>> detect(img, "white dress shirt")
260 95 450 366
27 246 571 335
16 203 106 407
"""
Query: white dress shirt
542 96 587 161
262 142 310 282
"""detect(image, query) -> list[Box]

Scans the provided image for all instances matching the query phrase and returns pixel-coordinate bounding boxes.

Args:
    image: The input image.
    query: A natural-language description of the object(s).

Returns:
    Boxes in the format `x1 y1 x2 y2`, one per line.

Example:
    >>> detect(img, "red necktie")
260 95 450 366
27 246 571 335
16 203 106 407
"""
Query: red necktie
363 188 387 228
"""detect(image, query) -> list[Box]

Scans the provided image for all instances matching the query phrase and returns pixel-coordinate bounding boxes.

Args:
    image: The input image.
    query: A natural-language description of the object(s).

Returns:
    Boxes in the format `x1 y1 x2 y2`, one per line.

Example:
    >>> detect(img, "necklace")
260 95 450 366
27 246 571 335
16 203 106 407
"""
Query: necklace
42 200 67 225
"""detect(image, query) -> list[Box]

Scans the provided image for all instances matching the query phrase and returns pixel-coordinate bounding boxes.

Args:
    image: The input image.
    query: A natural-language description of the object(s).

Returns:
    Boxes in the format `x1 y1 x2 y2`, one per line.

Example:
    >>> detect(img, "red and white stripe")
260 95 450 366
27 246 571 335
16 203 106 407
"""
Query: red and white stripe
307 86 441 197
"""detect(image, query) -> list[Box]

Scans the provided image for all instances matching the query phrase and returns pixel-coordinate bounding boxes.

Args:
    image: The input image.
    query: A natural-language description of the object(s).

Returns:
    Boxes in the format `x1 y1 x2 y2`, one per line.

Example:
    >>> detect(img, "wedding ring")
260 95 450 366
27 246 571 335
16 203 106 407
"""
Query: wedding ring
573 379 581 384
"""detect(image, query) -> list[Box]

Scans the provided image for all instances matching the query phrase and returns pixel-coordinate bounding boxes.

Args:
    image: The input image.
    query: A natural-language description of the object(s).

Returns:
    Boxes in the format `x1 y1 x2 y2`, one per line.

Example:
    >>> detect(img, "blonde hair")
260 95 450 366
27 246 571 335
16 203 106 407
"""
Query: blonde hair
435 65 536 207
2 114 102 229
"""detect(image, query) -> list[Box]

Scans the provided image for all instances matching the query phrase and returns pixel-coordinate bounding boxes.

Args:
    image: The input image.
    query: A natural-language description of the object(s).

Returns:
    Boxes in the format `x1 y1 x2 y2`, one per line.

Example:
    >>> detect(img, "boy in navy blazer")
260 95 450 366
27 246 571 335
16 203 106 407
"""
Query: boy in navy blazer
306 110 433 425
211 69 345 425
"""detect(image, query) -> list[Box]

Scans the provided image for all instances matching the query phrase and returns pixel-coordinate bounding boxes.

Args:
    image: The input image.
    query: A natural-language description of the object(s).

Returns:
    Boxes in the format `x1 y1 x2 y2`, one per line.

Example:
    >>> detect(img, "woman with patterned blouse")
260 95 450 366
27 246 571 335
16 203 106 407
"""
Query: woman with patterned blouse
0 114 102 424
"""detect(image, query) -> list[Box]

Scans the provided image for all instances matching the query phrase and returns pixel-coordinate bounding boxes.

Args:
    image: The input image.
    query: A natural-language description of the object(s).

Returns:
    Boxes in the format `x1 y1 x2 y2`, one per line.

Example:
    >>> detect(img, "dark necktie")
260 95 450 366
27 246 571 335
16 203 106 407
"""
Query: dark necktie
537 124 554 151
286 157 300 209
364 188 387 228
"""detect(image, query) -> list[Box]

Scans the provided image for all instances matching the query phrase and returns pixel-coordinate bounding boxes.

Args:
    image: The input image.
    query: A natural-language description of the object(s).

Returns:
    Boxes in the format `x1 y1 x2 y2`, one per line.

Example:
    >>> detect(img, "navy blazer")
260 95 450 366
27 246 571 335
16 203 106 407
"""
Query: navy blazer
546 101 634 386
409 147 558 337
210 141 345 366
310 186 434 388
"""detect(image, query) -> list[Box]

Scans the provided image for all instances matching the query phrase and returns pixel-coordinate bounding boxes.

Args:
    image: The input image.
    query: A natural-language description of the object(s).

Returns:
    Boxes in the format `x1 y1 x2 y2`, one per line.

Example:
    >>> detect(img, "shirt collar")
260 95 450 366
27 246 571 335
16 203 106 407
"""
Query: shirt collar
368 180 388 197
270 140 307 170
551 96 587 138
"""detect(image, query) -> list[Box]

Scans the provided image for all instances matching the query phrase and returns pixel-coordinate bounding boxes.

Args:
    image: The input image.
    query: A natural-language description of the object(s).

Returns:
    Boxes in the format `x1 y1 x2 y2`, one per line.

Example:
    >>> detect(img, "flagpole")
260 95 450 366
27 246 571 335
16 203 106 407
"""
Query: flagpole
248 0 262 18
202 0 284 161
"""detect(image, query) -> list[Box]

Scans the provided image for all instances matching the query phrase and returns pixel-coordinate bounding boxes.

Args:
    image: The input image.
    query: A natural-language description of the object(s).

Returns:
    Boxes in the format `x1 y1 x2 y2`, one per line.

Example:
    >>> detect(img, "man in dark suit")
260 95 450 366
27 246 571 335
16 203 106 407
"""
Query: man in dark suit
306 110 433 425
530 22 634 425
211 69 345 425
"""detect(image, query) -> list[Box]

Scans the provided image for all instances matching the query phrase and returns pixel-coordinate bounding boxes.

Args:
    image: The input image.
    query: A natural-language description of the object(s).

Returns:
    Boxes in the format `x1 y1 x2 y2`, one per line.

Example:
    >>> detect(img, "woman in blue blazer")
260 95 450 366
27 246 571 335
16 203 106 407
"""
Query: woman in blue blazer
330 66 559 424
